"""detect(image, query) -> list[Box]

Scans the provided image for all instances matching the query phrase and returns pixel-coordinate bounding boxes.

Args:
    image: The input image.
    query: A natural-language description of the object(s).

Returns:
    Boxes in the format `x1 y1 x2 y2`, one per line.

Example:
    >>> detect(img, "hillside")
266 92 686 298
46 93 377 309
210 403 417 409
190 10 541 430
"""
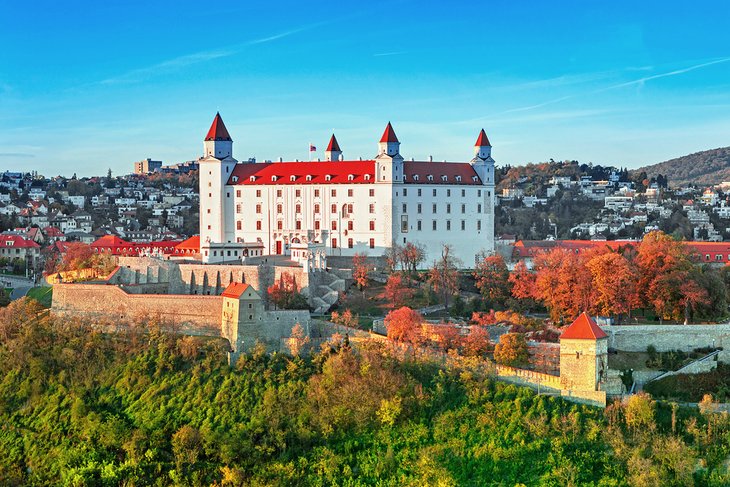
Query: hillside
634 146 730 187
2 299 730 485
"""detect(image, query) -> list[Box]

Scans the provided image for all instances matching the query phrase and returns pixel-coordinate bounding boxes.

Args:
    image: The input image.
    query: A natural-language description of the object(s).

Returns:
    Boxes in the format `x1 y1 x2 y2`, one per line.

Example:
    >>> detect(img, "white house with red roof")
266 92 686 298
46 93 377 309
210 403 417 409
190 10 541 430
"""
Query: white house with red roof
198 114 495 267
0 234 41 266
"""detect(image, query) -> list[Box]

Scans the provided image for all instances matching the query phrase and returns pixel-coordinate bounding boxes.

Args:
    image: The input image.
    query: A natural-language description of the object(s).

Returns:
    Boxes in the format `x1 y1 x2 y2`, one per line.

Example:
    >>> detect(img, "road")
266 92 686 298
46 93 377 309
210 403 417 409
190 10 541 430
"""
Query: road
1 275 35 300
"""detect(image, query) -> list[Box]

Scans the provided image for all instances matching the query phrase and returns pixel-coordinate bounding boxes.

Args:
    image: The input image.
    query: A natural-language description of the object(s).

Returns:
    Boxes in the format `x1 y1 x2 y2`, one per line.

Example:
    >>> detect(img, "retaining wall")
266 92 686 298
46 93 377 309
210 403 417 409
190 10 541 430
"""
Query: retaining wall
600 324 730 353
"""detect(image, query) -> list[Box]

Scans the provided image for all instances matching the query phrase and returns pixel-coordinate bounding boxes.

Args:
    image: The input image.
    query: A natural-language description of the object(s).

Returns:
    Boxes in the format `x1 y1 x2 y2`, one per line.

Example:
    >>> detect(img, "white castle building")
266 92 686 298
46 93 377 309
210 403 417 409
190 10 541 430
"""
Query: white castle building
198 113 495 268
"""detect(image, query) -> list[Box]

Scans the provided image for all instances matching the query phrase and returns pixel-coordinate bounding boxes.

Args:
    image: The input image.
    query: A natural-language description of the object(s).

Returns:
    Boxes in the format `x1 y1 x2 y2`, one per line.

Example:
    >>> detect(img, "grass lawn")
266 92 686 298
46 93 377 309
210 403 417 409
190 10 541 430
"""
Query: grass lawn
26 286 53 308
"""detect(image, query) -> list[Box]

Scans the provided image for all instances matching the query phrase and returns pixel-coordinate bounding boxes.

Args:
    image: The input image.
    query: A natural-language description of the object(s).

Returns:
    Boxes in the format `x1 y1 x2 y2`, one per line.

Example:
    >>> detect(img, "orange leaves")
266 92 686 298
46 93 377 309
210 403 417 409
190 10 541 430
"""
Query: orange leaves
385 307 424 345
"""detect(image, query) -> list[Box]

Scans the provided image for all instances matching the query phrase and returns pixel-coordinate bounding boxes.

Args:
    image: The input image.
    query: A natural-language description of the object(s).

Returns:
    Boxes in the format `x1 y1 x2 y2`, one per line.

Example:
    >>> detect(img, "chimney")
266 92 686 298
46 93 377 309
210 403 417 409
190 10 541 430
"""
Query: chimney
428 155 433 162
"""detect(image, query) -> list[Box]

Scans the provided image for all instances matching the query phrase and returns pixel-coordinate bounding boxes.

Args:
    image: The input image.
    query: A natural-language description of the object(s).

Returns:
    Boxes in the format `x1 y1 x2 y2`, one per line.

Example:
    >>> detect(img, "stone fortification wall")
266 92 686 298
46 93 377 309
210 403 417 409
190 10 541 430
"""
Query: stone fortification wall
601 324 730 353
52 283 221 335
495 364 562 391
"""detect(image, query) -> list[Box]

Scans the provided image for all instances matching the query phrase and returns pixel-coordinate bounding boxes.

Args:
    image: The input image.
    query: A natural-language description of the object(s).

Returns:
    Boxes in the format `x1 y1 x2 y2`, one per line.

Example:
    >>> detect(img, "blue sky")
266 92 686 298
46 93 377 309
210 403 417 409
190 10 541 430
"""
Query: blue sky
1 0 729 177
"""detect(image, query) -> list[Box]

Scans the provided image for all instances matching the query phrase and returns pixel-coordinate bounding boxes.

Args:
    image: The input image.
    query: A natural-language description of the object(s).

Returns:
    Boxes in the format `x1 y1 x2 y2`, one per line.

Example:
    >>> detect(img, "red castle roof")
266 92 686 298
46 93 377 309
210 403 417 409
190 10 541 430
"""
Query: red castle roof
379 122 399 143
561 312 608 340
227 160 481 186
205 112 232 142
326 134 341 152
221 282 251 298
175 235 200 252
475 129 491 147
90 235 186 256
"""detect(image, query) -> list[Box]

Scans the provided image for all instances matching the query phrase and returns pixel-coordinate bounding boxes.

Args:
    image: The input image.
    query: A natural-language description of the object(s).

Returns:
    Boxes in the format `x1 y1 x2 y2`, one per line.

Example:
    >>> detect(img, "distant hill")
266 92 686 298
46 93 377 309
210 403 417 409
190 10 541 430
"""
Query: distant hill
633 147 730 187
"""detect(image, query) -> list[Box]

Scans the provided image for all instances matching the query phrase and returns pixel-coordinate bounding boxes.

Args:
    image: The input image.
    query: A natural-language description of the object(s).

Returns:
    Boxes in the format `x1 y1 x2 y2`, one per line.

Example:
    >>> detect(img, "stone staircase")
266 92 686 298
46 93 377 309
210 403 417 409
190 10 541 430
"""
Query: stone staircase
310 270 347 314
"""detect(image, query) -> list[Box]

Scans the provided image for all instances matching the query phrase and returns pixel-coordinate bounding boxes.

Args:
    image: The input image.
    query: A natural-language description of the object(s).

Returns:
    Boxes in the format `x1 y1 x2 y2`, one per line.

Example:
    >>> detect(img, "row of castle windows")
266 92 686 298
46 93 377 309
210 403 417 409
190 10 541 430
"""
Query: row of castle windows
403 220 482 232
235 219 377 232
330 238 376 249
402 202 484 214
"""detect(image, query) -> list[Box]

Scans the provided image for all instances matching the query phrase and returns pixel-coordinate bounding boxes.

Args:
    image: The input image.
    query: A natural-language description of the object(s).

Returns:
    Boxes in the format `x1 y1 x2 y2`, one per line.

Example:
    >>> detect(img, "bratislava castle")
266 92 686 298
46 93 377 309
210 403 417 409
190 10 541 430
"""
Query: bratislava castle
198 113 495 267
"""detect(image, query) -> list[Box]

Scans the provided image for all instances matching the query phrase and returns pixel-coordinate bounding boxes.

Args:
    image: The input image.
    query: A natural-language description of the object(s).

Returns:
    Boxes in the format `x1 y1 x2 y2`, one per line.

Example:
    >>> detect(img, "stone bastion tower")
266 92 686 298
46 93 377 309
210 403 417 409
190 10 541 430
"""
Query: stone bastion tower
559 312 611 406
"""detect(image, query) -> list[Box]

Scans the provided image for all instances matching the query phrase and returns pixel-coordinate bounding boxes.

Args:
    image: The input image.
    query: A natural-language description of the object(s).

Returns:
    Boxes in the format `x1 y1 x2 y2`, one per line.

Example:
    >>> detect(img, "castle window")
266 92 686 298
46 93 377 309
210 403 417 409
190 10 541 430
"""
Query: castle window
295 220 302 230
314 204 320 213
432 203 437 213
347 220 353 231
427 175 434 181
461 203 466 214
446 220 451 231
403 188 407 196
295 204 301 213
447 189 451 197
478 190 482 197
256 190 261 197
477 220 482 231
277 221 283 230
456 176 461 182
402 203 407 213
432 220 437 231
369 238 375 249
348 189 354 198
433 189 437 197
250 176 256 182
461 220 465 231
236 204 242 214
271 176 277 182
256 221 262 230
369 188 375 197
331 204 337 213
348 238 353 248
277 190 282 197
296 189 301 197
306 175 313 181
325 175 332 181
236 190 241 197
446 204 451 214
315 220 320 230
472 176 478 182
365 174 371 181
348 174 354 181
441 175 447 182
478 204 482 213
331 189 336 197
369 203 375 214
256 204 261 213
290 175 296 182
331 221 337 230
414 175 419 181
417 220 422 231
277 204 283 213
369 220 375 231
462 189 466 197
347 203 353 214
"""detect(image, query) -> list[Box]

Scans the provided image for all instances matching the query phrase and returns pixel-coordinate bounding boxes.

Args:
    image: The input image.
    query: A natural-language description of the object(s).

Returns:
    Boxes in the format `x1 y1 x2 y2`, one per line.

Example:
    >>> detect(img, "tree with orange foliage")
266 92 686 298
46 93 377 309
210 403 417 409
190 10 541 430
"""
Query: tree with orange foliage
493 332 529 367
462 326 491 357
473 252 510 306
385 306 424 345
586 251 637 319
680 275 711 324
352 253 370 297
384 273 413 309
427 244 461 309
268 272 308 310
509 260 536 300
531 248 593 323
636 231 694 322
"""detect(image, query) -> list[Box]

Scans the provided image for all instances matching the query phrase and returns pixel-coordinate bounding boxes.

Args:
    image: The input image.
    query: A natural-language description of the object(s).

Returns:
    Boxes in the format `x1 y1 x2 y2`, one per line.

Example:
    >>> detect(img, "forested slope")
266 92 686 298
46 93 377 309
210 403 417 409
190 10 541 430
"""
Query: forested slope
1 299 729 486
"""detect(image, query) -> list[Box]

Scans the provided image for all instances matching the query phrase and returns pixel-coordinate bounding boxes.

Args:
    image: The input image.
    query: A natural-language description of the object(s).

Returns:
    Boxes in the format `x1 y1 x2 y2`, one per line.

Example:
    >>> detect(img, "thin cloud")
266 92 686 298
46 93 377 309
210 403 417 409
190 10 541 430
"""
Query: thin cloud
100 22 328 85
599 57 730 91
0 152 35 158
374 51 408 57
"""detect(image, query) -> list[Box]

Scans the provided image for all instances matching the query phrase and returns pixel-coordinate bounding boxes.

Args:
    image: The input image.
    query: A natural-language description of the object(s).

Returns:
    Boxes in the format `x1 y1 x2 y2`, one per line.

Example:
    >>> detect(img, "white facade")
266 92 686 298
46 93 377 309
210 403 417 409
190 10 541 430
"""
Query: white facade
198 115 495 268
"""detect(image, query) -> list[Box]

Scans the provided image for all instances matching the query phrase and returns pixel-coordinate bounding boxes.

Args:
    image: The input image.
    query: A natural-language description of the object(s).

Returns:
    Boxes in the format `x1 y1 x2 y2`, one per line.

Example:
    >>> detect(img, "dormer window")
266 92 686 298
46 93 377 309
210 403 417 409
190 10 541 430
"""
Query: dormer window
290 175 296 182
271 176 278 182
249 176 256 182
232 176 239 183
306 175 313 181
455 175 462 182
413 175 419 181
325 175 332 181
348 174 354 181
472 176 478 182
427 175 434 181
441 175 447 182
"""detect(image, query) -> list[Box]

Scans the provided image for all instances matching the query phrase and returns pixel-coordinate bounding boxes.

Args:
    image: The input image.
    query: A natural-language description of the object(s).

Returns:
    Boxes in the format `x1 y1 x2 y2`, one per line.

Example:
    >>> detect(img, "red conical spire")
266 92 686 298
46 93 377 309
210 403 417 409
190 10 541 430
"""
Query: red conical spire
205 112 232 141
326 134 341 152
475 129 491 147
379 122 399 143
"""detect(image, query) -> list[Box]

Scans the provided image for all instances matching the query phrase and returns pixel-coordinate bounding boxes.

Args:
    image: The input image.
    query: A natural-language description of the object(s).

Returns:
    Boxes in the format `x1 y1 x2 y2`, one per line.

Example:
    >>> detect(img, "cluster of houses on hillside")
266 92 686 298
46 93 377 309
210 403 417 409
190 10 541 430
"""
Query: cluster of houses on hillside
0 170 199 277
500 170 730 242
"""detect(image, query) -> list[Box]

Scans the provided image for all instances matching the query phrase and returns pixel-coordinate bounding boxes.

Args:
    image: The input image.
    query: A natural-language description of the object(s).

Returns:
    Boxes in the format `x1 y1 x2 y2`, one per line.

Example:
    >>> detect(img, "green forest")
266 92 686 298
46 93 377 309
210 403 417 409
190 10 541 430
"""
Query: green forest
1 299 730 486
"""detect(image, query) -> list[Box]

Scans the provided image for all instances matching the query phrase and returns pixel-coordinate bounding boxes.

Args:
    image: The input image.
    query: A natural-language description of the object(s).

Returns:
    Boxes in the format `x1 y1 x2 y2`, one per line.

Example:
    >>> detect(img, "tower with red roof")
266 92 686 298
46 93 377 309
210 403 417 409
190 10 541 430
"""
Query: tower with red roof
375 122 404 183
199 113 238 261
559 312 609 397
324 134 342 162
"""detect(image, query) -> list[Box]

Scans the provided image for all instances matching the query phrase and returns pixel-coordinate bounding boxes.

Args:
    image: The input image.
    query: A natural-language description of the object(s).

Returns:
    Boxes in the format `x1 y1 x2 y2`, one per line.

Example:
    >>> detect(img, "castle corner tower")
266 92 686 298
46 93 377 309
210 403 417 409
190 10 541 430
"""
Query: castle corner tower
375 122 404 183
324 134 342 161
199 113 238 262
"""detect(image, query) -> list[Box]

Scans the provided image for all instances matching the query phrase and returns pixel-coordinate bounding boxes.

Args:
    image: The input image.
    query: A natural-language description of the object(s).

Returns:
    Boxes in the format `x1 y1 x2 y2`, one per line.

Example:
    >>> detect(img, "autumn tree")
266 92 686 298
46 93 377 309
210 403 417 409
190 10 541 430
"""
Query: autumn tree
427 244 462 309
585 251 637 319
473 252 510 306
268 272 309 310
385 273 413 308
400 242 425 280
352 253 370 297
530 248 593 323
385 306 424 344
462 326 491 357
493 332 529 367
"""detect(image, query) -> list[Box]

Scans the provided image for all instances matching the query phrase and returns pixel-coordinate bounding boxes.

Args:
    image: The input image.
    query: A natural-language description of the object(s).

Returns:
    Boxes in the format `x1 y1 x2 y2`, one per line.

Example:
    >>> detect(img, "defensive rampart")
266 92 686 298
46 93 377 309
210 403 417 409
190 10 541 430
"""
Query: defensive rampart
600 324 730 354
